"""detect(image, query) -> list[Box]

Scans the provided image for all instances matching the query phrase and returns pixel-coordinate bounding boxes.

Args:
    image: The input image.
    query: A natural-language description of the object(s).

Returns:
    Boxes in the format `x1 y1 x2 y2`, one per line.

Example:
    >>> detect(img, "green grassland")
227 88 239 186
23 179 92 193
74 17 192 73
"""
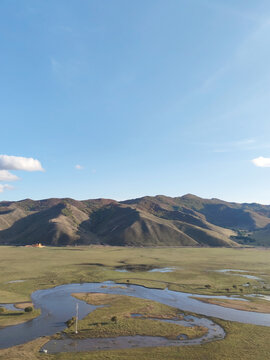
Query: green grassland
0 246 270 303
63 293 206 340
0 308 40 327
1 318 270 360
0 246 270 359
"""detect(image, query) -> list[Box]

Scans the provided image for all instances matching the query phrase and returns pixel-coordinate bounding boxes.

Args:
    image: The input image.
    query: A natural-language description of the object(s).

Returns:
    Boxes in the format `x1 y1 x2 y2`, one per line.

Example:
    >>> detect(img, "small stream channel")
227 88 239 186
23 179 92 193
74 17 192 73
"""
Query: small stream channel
42 314 224 354
1 281 270 352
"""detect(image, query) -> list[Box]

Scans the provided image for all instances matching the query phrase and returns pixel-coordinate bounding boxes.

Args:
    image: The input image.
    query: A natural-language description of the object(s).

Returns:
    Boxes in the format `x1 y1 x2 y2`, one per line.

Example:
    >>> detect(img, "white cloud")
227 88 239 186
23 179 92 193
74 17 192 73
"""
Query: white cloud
75 164 83 170
0 155 44 172
50 57 61 74
252 156 270 167
0 184 13 193
0 170 19 182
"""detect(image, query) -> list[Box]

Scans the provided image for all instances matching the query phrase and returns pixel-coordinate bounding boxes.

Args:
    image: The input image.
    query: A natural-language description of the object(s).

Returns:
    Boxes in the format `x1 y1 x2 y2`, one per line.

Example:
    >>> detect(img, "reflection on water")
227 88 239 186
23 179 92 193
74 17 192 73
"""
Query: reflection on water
214 269 262 281
0 303 22 311
1 281 270 350
148 267 175 273
247 294 270 301
42 313 225 353
115 267 175 273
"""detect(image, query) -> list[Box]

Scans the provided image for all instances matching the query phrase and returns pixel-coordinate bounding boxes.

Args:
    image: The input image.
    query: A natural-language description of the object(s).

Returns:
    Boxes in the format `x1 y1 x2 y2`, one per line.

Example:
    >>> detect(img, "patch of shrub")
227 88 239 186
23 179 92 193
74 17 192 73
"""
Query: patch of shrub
66 316 76 328
24 306 33 312
111 316 118 323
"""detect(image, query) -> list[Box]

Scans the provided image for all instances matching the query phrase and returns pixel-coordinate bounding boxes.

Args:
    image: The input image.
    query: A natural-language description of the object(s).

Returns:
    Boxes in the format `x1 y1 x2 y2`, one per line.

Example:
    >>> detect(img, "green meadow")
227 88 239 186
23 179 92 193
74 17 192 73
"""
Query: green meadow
63 293 207 340
0 245 270 359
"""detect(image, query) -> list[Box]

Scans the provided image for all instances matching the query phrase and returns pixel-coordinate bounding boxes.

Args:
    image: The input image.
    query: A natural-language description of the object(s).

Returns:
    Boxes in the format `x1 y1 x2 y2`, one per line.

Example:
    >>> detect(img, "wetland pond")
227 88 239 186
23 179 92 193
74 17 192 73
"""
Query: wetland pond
1 281 270 352
114 265 175 273
214 269 262 281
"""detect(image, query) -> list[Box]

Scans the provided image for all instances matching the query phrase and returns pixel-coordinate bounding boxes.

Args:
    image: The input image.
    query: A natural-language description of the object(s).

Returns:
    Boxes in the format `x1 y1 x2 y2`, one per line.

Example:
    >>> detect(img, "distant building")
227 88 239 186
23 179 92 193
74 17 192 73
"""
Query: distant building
25 243 45 248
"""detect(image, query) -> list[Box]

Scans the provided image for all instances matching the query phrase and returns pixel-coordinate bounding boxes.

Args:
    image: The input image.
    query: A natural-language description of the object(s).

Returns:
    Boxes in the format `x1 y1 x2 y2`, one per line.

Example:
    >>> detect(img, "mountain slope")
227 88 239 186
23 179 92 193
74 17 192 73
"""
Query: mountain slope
0 194 269 247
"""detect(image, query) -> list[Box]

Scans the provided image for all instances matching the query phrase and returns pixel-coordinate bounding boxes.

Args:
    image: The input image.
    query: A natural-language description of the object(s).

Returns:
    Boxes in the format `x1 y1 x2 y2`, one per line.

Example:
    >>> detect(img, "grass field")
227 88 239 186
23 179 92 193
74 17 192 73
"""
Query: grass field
1 246 270 303
0 246 270 359
1 318 270 360
64 293 207 340
0 307 40 327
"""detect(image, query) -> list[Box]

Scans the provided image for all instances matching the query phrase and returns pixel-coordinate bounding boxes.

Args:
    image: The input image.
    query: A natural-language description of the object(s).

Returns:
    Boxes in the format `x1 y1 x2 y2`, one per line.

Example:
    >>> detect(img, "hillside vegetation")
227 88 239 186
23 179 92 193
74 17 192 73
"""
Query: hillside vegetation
0 194 270 246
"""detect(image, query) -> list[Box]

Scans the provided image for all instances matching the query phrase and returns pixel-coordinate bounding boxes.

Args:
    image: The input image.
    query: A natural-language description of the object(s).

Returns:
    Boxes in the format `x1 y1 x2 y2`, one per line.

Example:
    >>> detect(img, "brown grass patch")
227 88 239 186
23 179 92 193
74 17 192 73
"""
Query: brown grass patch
14 302 33 310
192 297 270 313
72 293 120 305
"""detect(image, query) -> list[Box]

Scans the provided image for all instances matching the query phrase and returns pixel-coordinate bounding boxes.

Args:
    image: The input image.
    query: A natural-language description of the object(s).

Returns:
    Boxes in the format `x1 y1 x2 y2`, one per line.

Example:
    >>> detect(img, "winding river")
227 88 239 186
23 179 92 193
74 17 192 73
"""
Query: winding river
1 281 270 352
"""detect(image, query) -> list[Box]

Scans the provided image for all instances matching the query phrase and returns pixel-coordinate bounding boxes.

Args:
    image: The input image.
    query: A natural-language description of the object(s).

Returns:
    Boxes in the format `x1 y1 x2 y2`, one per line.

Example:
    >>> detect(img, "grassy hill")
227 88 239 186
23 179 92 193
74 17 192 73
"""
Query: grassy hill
0 194 270 247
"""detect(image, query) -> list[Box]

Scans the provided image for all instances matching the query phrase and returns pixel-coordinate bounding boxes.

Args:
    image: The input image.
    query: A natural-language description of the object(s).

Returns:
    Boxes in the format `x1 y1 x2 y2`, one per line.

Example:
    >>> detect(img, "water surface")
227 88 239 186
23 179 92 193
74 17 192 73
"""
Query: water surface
214 269 262 281
42 313 224 353
1 281 270 350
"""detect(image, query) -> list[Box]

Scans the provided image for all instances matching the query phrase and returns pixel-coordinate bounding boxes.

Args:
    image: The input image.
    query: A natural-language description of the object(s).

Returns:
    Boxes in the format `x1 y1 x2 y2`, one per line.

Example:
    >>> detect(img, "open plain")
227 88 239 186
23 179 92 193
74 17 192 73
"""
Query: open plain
0 246 270 359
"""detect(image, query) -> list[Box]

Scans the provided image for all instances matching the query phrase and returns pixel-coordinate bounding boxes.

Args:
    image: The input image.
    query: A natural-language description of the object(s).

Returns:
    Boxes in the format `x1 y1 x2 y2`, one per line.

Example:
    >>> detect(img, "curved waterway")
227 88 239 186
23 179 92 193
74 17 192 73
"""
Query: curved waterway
1 281 270 351
42 315 224 354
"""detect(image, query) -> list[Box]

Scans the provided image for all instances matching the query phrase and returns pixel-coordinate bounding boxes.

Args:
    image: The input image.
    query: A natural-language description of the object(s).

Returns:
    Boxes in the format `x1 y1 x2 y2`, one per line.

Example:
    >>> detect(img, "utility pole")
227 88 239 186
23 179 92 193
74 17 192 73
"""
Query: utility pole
75 303 79 334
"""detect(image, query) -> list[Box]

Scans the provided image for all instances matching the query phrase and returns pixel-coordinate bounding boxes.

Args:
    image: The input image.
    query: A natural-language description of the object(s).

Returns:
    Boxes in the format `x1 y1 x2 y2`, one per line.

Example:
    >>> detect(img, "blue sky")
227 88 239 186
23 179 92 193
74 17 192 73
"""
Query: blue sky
1 0 270 203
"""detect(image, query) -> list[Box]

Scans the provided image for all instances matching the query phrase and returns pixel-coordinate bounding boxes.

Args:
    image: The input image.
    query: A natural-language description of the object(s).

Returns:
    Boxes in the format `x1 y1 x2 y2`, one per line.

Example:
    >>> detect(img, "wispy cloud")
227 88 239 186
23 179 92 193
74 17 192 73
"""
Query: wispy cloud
0 184 13 193
50 57 84 86
252 156 270 167
201 0 263 22
50 57 61 74
199 65 228 94
197 12 270 95
236 18 270 60
58 25 73 34
209 138 263 153
0 155 44 172
233 138 256 147
0 170 19 182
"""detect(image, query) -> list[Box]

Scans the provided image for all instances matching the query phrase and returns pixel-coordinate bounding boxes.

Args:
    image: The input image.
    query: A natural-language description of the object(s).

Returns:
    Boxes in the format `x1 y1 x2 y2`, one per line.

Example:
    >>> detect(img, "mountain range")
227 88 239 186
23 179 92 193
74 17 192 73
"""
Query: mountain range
0 194 270 247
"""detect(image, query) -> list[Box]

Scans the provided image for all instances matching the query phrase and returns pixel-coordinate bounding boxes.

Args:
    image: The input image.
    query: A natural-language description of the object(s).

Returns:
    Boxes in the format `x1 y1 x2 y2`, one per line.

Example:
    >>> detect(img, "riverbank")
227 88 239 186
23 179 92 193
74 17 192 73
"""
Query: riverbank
41 293 213 353
1 318 270 360
192 296 270 313
0 307 40 328
1 280 270 351
66 293 208 340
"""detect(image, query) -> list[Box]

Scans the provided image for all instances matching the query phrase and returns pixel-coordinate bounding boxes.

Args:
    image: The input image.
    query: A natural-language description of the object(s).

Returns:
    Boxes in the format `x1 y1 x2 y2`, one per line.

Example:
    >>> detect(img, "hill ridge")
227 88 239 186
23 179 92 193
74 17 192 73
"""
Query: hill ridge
0 194 269 247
